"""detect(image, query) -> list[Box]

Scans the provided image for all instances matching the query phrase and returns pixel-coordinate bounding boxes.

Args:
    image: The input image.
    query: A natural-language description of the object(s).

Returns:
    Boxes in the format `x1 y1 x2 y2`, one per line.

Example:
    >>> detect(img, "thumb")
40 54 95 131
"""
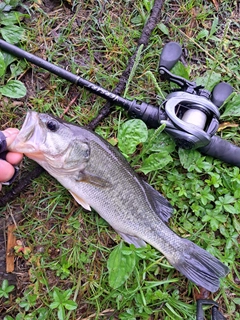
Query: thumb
2 128 19 147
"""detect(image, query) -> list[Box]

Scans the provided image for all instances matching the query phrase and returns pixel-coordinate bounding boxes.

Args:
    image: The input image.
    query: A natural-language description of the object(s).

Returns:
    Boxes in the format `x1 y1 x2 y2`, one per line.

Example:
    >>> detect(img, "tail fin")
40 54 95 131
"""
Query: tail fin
170 239 229 292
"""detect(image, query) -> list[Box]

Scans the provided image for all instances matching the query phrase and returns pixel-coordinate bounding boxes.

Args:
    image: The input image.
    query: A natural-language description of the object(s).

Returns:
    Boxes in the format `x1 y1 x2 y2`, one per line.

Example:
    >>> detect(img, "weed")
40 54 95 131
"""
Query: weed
0 280 14 299
49 287 77 320
0 0 28 98
16 289 38 312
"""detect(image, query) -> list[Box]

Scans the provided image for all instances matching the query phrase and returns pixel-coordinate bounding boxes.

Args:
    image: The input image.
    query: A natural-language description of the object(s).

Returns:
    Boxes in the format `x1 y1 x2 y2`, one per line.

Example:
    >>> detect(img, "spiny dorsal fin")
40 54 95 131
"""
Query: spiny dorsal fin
142 181 173 223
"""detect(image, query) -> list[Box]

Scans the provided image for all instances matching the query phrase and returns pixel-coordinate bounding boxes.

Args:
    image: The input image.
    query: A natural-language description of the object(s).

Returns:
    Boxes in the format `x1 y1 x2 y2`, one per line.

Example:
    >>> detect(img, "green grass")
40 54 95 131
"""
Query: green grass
0 0 239 319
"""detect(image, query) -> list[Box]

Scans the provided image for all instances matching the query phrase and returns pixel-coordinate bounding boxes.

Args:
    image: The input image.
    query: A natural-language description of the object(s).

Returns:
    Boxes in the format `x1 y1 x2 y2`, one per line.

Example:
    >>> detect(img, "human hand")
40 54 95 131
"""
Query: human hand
0 128 23 190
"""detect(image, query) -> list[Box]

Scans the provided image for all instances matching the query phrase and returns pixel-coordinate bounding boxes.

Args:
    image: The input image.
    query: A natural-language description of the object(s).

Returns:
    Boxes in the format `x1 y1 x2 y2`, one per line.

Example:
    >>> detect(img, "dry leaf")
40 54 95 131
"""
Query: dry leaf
210 0 220 11
193 286 211 301
6 225 17 273
218 122 238 132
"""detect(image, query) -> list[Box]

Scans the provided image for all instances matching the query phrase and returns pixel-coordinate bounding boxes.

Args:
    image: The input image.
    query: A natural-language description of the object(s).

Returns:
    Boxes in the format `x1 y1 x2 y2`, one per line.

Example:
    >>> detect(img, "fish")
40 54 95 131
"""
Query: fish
9 111 229 292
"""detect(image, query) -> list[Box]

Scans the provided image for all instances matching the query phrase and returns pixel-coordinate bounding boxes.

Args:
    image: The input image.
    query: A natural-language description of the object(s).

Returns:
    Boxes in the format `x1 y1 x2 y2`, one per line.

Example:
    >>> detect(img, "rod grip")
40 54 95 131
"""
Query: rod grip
199 135 240 167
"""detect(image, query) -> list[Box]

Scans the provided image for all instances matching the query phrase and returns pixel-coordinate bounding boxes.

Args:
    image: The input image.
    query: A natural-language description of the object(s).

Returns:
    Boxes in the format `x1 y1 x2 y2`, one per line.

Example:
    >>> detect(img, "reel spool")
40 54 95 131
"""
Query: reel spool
162 92 220 149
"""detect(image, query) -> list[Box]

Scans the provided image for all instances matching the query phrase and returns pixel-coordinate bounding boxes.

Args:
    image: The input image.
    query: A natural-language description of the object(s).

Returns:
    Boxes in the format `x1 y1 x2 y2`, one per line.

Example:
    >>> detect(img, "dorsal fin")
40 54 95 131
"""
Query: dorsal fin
142 181 173 223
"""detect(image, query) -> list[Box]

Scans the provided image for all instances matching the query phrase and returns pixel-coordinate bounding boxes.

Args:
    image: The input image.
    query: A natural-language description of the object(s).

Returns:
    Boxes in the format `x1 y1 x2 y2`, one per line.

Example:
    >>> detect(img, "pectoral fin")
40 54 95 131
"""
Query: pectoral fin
75 171 111 188
69 190 91 211
117 231 146 248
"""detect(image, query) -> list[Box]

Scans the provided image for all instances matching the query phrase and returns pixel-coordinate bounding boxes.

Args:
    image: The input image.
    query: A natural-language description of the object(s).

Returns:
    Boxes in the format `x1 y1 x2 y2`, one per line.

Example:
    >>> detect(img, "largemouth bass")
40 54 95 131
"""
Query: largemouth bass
9 111 229 292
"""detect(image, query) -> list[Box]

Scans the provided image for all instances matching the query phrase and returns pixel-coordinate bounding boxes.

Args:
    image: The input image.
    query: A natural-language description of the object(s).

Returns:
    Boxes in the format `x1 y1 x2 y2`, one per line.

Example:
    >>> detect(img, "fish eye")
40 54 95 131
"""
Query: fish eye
46 120 59 132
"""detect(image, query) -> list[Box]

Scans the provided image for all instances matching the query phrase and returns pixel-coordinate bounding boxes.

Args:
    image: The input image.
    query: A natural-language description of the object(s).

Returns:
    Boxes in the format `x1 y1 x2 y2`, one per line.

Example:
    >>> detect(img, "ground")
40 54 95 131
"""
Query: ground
0 0 239 319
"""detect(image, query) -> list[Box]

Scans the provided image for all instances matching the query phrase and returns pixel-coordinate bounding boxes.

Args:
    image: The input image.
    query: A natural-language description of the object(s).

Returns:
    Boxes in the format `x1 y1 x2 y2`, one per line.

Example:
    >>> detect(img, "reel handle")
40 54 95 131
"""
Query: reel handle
211 82 233 107
159 42 182 70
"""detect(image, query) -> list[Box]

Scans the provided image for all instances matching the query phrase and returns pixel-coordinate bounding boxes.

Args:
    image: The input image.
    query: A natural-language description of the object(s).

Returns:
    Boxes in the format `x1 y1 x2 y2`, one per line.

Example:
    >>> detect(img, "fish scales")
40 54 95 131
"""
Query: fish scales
60 137 182 258
9 111 229 292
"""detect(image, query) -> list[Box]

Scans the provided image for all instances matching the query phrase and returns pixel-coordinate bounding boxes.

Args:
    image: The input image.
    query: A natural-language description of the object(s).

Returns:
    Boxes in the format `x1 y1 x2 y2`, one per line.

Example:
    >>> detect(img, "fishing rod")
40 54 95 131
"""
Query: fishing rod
0 39 239 167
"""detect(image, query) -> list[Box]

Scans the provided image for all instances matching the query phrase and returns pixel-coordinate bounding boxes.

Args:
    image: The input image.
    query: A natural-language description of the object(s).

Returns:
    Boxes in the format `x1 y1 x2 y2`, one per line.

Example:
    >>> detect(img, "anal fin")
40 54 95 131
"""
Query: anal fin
117 231 146 248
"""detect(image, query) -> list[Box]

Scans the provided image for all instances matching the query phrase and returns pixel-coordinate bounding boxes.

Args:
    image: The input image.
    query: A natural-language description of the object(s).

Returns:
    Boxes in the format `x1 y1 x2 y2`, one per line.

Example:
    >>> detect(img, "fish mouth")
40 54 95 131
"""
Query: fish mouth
9 111 44 154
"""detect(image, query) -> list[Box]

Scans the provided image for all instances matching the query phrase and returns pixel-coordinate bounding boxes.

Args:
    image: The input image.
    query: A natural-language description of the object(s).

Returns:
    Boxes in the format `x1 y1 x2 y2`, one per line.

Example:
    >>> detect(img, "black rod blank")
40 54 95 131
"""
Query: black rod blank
0 39 164 127
0 40 129 108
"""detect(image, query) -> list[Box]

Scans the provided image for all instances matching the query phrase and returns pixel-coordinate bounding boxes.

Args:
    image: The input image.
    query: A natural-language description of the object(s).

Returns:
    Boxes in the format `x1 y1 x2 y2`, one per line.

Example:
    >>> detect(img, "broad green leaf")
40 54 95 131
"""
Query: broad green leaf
221 94 240 118
158 23 169 36
2 51 16 68
215 214 227 223
145 130 175 153
0 51 6 77
1 0 20 10
202 215 211 223
61 289 72 300
195 71 221 92
57 305 65 320
233 216 240 232
6 285 15 293
0 80 26 98
178 148 201 171
49 301 59 309
210 218 219 231
118 119 148 155
37 307 49 320
0 25 24 44
131 15 142 24
10 62 25 77
0 12 29 26
2 279 9 290
0 291 8 298
196 29 209 40
52 288 62 302
139 151 173 174
0 4 12 12
107 242 136 289
171 61 190 80
233 298 240 305
143 0 152 13
64 300 77 310
223 204 237 214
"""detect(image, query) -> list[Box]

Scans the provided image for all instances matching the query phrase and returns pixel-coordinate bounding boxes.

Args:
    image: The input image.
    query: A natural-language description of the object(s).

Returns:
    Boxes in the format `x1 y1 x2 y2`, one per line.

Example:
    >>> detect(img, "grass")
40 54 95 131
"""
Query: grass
0 0 240 319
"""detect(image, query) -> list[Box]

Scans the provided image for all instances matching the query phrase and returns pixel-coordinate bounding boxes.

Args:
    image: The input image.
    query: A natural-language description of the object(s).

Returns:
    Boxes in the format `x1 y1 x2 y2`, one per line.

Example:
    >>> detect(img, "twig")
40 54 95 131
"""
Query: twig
60 92 81 118
78 309 116 320
87 0 164 130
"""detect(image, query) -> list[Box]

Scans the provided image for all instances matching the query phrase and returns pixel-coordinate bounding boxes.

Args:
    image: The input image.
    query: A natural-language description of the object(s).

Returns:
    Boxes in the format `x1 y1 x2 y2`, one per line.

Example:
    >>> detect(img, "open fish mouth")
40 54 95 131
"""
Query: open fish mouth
19 111 37 141
9 111 43 154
